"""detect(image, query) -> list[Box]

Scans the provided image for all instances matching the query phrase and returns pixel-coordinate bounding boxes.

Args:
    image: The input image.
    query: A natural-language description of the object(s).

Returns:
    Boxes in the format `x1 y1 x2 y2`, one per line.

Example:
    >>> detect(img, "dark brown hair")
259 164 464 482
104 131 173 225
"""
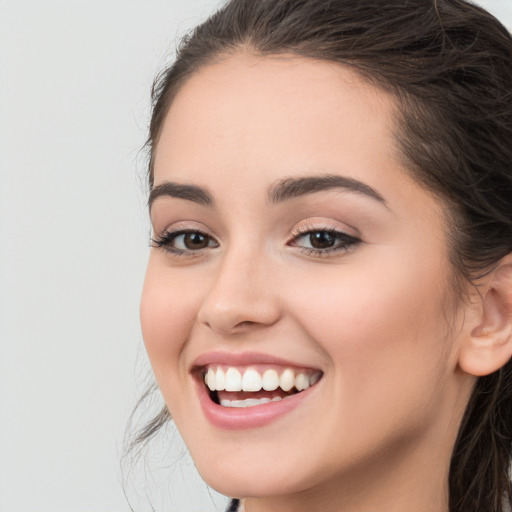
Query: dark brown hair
131 1 512 510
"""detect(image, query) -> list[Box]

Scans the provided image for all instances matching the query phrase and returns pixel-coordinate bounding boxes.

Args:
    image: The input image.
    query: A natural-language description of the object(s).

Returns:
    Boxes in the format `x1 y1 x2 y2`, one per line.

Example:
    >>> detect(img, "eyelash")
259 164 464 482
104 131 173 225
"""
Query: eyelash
289 226 360 256
152 226 360 257
151 229 219 257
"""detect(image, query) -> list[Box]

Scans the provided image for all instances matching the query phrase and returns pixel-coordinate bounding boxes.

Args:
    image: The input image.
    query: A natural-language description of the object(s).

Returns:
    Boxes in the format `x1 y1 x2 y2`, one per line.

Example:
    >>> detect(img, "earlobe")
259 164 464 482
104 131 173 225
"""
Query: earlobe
458 255 512 377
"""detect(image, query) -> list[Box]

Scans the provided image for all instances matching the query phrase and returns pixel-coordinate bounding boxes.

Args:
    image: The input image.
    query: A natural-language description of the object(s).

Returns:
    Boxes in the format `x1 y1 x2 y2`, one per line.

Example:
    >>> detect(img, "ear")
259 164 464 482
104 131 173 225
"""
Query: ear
458 254 512 377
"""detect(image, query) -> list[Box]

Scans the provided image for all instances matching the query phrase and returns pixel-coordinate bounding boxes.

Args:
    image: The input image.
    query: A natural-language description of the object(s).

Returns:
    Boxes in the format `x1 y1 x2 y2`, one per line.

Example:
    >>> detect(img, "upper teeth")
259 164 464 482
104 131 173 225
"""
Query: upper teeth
204 366 321 393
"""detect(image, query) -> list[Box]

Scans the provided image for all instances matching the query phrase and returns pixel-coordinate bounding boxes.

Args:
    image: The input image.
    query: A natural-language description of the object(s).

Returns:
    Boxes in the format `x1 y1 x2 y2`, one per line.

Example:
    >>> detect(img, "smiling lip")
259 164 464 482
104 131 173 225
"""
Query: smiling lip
192 351 322 430
191 350 319 369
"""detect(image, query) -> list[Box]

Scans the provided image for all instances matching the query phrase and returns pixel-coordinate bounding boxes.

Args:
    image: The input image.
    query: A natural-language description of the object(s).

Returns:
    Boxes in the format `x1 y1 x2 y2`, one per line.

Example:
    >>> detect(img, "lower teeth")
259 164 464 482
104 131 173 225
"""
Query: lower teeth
220 396 283 408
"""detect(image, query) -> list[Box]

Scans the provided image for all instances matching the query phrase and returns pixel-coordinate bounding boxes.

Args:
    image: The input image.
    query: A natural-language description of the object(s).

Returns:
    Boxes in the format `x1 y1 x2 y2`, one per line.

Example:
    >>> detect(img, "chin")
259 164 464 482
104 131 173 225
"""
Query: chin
197 460 312 500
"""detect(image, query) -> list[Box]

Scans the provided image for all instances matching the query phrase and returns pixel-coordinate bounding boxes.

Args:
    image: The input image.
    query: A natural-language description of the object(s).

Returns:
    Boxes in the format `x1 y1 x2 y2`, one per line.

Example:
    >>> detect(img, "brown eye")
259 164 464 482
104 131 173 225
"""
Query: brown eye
291 229 360 255
309 231 337 249
152 229 219 255
183 232 210 250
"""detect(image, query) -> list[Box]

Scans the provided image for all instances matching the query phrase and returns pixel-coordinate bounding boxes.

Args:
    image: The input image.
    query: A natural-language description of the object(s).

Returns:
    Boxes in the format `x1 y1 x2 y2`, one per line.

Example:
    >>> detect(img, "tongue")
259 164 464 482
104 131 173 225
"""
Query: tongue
217 388 294 401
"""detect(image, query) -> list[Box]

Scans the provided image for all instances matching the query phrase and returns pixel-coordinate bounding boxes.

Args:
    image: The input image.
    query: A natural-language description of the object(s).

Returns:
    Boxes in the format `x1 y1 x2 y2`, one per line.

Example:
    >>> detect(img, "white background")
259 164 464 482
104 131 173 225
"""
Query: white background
1 1 511 511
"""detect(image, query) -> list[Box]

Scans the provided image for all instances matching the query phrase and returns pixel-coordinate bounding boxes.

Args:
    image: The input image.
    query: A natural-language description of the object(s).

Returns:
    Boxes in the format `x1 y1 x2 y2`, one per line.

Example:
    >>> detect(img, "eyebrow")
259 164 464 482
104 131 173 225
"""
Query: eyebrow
267 174 386 205
148 181 213 209
148 173 386 210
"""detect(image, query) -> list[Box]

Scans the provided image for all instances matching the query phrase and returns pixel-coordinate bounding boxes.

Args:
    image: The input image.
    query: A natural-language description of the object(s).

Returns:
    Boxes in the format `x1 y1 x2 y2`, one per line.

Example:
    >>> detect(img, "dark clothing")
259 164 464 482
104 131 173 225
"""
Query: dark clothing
226 499 241 511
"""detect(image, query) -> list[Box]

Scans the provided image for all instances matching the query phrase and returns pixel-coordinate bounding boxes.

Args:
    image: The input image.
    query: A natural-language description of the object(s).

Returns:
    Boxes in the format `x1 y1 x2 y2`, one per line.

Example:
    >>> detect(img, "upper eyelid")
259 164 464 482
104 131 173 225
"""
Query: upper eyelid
293 225 349 234
153 219 361 247
155 223 358 238
154 228 219 244
153 221 216 237
291 222 360 240
154 228 359 256
290 228 360 245
156 225 354 238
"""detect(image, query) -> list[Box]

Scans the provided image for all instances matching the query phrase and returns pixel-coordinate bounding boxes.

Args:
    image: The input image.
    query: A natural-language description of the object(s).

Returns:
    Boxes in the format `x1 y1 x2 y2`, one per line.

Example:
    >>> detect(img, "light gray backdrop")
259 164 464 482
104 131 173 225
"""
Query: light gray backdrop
1 1 511 511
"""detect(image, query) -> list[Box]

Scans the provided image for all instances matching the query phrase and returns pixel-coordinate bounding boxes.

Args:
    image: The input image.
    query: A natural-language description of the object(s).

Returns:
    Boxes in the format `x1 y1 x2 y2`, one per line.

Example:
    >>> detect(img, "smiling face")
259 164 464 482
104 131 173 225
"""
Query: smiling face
140 55 475 510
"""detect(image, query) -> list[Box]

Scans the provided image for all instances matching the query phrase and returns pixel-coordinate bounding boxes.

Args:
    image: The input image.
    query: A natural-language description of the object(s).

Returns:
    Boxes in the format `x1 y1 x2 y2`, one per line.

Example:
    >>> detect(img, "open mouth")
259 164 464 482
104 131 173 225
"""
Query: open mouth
200 365 323 408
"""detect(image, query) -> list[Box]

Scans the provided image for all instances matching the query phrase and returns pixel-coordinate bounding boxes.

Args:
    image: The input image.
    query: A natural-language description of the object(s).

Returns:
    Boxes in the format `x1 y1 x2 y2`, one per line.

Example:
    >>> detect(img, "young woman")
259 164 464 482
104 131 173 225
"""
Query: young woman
134 1 512 511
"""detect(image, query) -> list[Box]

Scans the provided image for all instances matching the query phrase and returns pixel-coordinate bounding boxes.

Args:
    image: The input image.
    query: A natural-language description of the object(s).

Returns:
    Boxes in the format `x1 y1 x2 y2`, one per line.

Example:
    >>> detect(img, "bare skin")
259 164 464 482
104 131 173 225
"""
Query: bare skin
141 54 511 512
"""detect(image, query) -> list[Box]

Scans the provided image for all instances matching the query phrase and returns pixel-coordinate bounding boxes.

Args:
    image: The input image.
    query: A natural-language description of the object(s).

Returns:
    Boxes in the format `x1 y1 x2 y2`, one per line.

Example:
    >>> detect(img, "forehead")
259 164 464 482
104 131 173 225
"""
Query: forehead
152 53 403 190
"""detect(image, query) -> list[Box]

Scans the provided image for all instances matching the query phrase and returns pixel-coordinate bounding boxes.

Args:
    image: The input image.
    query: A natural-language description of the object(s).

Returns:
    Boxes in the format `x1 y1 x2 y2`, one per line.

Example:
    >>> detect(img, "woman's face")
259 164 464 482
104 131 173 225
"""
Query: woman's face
141 55 472 503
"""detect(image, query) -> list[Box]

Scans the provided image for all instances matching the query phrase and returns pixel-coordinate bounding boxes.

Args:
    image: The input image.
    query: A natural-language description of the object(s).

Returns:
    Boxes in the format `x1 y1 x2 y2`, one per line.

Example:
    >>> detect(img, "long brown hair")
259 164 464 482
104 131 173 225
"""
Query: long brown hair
129 1 512 510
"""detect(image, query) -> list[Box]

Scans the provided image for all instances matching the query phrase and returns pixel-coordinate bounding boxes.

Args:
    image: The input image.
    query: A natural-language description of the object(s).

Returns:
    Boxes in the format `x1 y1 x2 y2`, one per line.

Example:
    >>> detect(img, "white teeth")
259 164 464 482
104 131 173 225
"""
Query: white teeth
279 368 295 392
215 368 226 391
295 373 310 391
219 396 284 408
220 397 272 408
310 372 321 386
206 368 216 391
204 366 322 392
225 367 242 391
242 368 263 392
262 369 279 391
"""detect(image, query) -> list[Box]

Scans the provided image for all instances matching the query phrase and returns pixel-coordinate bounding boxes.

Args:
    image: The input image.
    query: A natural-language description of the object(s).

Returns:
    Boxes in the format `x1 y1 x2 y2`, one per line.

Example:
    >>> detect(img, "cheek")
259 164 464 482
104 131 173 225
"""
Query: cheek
287 250 453 424
140 261 201 383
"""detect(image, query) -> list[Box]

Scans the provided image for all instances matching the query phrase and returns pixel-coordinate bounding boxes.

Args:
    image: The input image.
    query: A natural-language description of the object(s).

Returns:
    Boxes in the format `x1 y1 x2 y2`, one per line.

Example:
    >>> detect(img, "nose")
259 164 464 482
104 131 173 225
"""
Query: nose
197 248 281 335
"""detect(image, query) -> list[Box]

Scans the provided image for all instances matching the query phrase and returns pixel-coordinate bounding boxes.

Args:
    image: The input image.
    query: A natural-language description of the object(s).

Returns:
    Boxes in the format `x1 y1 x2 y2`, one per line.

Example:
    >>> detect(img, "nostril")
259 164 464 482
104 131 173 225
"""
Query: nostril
234 320 257 328
197 276 282 334
202 316 271 335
